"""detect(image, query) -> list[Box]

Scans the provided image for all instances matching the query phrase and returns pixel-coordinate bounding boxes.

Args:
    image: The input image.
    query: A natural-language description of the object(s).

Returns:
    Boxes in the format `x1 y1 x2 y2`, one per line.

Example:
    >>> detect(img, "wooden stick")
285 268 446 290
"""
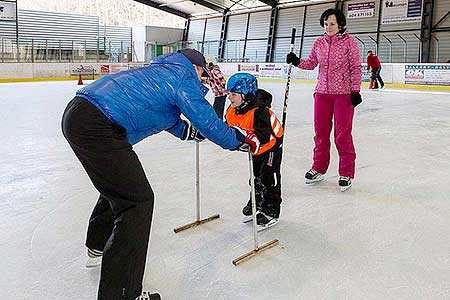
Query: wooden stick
232 239 279 266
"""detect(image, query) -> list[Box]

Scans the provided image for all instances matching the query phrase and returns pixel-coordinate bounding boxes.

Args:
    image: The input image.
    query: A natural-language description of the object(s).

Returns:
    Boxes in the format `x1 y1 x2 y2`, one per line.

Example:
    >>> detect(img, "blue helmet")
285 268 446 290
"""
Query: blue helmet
226 73 258 97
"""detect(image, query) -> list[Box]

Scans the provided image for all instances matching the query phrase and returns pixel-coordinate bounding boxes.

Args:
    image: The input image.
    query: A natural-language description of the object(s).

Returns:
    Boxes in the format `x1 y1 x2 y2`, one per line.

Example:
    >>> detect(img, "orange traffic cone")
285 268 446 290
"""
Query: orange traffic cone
78 73 84 85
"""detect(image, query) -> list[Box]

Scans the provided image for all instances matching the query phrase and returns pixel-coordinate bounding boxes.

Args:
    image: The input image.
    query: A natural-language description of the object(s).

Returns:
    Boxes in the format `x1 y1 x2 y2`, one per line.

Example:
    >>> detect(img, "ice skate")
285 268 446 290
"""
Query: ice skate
305 168 324 184
256 211 279 231
242 199 253 223
86 248 102 268
136 291 161 300
338 176 352 192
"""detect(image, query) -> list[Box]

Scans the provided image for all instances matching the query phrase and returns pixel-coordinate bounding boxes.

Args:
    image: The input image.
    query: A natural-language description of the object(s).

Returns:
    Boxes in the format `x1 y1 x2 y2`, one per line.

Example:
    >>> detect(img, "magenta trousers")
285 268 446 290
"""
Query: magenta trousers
312 93 356 178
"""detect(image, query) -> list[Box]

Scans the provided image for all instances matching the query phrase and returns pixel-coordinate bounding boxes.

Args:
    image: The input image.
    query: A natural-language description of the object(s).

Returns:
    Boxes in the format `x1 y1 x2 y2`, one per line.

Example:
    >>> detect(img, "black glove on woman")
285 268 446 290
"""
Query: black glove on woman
286 52 300 66
351 92 362 107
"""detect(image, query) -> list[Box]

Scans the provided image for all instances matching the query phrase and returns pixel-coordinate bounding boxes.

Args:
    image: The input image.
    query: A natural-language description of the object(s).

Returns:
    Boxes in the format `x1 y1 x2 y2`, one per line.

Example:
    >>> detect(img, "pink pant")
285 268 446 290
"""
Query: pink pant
312 93 356 178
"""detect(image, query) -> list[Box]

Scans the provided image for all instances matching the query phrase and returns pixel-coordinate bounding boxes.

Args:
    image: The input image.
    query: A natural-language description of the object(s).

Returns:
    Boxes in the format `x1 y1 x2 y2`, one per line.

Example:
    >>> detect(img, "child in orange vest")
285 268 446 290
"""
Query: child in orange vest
225 73 284 231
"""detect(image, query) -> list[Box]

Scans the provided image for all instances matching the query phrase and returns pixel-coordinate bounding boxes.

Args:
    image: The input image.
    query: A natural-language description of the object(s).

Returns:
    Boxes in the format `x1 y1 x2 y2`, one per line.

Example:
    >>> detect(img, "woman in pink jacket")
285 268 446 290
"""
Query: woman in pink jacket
286 8 362 191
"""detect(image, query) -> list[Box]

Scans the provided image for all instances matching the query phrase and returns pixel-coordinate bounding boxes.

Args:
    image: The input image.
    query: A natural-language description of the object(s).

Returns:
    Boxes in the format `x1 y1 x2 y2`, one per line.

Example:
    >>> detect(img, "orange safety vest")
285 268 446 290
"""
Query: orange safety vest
225 106 283 156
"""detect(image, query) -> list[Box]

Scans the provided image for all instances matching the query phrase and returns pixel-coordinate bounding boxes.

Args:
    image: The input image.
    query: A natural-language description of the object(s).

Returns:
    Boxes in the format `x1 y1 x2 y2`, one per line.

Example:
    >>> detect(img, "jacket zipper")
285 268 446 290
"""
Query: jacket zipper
327 37 331 94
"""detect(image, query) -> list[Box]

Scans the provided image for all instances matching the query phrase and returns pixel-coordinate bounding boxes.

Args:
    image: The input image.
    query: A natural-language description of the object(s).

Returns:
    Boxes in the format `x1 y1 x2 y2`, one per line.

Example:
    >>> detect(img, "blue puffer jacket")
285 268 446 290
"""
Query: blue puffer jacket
76 52 240 150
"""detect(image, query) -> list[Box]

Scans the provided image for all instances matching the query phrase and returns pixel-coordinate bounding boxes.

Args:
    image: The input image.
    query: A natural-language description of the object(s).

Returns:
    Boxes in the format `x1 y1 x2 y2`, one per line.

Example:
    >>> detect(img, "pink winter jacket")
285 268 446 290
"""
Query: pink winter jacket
298 31 362 94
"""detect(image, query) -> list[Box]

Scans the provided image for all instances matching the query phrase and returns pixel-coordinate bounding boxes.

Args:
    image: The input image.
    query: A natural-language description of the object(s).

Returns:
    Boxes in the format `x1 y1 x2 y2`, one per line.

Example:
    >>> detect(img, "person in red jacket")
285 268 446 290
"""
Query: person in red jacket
367 50 384 89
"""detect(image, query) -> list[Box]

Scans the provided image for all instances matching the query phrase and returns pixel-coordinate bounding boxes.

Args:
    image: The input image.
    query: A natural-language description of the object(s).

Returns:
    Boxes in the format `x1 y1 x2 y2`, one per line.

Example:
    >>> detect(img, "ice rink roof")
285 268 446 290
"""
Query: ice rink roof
134 0 332 18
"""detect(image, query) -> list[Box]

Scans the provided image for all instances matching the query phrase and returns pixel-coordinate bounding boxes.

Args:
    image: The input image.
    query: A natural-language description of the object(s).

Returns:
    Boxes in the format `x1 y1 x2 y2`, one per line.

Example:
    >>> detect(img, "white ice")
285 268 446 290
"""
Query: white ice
1 80 450 300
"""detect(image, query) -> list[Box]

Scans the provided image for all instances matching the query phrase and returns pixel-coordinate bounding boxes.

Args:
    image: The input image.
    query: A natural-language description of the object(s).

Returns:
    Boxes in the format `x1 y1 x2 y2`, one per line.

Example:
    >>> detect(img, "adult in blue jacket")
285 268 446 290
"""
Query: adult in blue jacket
61 49 259 300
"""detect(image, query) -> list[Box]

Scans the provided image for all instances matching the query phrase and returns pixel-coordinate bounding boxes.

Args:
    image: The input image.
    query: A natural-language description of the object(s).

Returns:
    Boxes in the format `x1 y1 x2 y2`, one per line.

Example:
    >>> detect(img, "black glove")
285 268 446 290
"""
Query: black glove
232 127 260 154
351 92 362 107
182 121 205 142
286 52 300 66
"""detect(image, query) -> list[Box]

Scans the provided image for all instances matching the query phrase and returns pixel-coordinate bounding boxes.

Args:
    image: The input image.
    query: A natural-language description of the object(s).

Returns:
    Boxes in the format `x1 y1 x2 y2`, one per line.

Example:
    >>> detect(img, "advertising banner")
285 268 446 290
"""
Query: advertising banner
128 63 148 70
382 0 422 24
0 1 16 20
259 64 283 78
110 64 128 73
237 64 259 77
348 2 375 19
100 64 110 75
70 64 98 76
404 65 450 86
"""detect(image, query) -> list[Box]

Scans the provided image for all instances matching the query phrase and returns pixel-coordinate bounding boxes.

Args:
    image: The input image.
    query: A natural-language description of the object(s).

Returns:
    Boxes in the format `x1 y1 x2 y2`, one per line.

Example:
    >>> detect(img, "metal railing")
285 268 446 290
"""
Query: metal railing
0 37 132 63
187 33 449 64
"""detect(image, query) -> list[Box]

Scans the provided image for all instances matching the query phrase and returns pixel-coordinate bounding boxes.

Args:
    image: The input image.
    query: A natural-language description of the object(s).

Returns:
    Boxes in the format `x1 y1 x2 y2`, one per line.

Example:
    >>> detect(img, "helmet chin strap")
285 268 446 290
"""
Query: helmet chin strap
236 94 250 111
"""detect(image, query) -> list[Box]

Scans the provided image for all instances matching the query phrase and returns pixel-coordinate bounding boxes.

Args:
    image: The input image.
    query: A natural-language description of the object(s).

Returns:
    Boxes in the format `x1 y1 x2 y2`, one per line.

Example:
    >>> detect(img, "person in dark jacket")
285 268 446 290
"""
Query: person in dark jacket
61 49 259 300
225 73 284 231
367 50 384 89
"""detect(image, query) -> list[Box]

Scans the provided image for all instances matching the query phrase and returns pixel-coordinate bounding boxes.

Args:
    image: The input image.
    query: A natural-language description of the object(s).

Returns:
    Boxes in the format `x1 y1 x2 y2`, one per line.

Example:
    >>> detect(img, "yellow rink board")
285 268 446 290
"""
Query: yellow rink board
1 76 449 91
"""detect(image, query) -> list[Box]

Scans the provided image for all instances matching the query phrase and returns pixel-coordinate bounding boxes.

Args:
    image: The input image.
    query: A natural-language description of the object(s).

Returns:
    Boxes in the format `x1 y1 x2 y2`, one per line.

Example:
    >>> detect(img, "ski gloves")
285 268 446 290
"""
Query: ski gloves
182 120 205 142
351 92 362 107
232 126 260 154
286 52 300 66
182 121 260 154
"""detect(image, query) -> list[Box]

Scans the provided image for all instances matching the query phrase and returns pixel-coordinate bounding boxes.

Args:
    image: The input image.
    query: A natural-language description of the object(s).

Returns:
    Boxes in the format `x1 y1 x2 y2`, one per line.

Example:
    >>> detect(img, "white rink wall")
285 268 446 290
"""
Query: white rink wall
0 62 449 87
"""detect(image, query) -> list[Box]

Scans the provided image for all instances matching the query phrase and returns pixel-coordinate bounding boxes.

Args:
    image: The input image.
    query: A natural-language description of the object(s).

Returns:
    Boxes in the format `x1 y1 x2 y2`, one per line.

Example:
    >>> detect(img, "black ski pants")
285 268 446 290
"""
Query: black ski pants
252 144 283 217
61 97 154 300
371 67 384 88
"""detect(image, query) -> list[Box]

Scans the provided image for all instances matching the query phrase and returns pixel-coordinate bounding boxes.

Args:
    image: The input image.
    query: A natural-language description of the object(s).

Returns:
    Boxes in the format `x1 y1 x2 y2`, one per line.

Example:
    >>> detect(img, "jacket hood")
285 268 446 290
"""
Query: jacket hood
236 89 272 114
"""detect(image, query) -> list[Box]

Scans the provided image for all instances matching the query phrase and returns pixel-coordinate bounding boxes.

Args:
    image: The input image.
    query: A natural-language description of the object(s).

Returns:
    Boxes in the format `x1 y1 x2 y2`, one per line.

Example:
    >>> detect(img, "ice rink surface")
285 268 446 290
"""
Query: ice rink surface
1 80 450 300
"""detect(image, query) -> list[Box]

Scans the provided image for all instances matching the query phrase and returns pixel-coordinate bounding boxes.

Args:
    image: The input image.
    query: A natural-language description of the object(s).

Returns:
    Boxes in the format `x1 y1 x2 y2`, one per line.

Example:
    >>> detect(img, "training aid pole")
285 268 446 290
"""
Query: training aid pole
173 141 220 233
232 150 279 266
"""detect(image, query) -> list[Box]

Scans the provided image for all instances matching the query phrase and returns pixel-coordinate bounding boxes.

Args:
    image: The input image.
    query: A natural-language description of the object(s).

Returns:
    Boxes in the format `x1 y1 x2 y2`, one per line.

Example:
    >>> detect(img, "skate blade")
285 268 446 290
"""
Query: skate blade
242 215 253 223
257 218 279 232
305 176 324 184
340 184 352 192
86 257 102 268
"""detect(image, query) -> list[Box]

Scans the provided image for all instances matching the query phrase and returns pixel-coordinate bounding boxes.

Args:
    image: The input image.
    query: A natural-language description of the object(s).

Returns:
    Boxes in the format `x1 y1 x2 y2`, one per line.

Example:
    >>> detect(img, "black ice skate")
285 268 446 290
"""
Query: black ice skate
256 211 279 232
338 176 352 192
305 168 324 184
86 248 102 268
242 199 253 223
136 291 161 300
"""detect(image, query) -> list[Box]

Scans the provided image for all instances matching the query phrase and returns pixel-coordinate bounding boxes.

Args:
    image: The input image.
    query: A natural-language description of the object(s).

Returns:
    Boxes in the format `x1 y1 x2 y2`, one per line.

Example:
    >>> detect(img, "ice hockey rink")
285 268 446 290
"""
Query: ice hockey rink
1 80 450 300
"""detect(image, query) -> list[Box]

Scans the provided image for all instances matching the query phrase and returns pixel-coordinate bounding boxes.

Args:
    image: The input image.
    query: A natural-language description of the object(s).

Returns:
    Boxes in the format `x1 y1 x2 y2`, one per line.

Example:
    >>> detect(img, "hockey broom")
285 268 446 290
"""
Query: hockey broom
232 28 297 266
173 141 220 233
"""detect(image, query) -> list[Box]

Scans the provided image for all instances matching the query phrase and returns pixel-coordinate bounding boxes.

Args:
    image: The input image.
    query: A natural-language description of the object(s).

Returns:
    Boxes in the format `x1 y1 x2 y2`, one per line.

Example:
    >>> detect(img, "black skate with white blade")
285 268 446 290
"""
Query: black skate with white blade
136 291 161 300
305 168 324 184
338 176 352 192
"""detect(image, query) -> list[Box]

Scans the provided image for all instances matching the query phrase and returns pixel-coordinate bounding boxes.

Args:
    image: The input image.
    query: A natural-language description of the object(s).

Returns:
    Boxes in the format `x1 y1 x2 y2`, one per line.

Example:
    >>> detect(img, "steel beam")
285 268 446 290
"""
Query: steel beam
133 0 189 18
420 0 434 62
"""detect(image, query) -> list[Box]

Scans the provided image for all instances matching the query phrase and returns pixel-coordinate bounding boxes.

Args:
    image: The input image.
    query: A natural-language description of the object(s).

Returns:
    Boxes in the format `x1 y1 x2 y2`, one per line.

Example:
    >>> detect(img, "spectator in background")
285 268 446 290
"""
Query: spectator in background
286 8 362 192
367 50 384 89
203 62 227 119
